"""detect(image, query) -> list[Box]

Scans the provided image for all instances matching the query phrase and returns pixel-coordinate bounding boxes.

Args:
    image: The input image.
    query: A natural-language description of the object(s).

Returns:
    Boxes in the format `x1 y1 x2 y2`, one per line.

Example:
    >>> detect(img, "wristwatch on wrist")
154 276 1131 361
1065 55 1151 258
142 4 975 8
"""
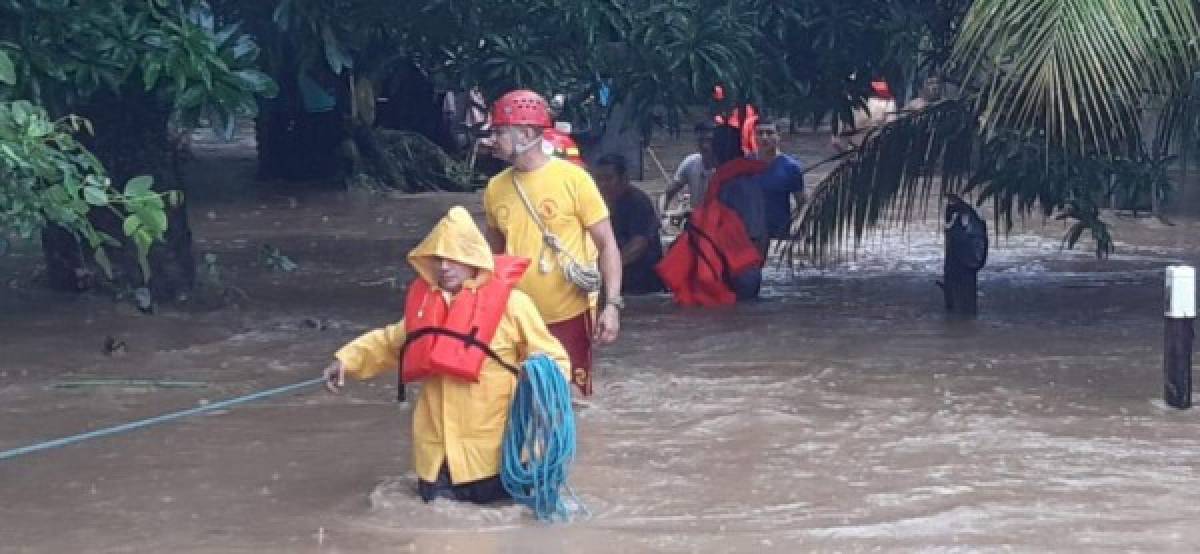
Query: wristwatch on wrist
606 296 625 310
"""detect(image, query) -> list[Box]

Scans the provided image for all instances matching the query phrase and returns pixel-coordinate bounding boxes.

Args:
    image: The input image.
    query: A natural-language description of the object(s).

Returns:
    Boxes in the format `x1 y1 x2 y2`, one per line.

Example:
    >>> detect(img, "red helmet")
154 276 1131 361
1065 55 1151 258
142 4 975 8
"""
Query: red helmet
491 89 553 128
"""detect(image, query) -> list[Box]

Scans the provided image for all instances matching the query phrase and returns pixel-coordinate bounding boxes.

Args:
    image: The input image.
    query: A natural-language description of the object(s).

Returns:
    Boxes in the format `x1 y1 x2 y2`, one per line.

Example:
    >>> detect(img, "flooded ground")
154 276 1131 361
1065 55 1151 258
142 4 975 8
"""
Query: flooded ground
2 129 1200 553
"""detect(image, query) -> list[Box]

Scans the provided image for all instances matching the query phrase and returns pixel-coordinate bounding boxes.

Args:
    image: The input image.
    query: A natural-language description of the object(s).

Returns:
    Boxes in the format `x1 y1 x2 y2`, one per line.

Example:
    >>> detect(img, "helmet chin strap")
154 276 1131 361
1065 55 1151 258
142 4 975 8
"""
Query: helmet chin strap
507 127 544 156
515 137 544 156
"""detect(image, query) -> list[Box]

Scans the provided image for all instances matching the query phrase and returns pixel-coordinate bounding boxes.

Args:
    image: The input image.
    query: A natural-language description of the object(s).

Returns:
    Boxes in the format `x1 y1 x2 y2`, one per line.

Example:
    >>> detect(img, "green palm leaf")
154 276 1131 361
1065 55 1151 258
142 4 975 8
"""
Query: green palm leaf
792 0 1200 264
789 100 977 265
952 0 1200 155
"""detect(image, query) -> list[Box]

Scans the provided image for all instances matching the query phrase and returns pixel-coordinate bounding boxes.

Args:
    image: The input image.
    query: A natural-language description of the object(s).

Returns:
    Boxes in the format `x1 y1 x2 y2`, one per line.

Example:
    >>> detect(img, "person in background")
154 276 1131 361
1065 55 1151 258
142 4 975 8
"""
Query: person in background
754 118 806 241
661 121 717 214
711 124 769 299
657 124 769 305
904 75 944 112
594 153 664 295
831 78 897 153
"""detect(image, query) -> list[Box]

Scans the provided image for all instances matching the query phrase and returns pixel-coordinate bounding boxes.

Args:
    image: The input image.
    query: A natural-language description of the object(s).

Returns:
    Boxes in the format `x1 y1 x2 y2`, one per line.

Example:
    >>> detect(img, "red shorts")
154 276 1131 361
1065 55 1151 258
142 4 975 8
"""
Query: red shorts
547 312 594 396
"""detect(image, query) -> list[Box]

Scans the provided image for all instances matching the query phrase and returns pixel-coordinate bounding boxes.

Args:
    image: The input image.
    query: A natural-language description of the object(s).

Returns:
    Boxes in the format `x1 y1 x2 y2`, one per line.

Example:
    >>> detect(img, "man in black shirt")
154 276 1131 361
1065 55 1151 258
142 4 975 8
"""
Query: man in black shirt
593 153 665 295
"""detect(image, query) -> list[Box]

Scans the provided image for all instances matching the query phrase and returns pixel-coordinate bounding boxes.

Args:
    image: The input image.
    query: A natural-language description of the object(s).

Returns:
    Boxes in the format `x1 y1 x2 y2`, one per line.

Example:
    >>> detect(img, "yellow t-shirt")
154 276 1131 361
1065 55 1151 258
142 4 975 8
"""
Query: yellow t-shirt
483 158 609 324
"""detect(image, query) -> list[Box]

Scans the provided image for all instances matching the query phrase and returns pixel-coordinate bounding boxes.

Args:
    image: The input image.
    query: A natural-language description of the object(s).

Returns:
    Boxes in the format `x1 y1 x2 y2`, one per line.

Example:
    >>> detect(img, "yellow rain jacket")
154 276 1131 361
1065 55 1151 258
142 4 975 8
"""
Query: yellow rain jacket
336 206 570 485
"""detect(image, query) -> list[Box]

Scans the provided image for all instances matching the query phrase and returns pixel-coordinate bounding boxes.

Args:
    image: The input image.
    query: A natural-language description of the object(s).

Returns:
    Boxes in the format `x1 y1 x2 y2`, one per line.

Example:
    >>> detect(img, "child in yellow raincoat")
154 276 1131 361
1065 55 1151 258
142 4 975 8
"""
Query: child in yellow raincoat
323 206 570 504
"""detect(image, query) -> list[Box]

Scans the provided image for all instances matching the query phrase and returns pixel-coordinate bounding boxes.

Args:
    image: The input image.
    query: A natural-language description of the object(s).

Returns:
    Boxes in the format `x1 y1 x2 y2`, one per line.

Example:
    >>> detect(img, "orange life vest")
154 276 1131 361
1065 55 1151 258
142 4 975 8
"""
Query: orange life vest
713 104 759 156
656 158 767 306
542 127 585 167
400 256 529 383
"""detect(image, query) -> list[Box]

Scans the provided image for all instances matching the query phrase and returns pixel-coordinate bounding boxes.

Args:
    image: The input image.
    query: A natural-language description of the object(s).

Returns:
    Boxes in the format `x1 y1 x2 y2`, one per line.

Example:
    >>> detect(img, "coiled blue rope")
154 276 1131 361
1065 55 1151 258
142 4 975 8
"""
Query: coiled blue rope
501 353 586 521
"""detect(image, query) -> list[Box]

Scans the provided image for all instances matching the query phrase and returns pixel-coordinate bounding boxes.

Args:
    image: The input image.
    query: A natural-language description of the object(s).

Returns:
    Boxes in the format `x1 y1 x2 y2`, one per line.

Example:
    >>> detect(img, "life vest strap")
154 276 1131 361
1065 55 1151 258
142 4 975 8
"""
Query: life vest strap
399 327 520 376
683 218 735 283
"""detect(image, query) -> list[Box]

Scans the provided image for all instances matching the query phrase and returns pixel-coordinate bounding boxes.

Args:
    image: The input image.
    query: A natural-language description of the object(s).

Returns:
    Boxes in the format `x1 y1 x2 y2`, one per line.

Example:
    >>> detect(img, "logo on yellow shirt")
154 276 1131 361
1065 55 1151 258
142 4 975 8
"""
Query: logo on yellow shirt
493 205 511 227
539 198 560 221
571 366 590 393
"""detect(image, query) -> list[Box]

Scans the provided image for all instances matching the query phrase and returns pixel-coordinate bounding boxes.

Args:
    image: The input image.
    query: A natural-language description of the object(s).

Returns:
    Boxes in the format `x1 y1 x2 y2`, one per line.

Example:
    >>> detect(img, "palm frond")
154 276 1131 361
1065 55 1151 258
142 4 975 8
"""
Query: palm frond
951 0 1200 156
788 98 1142 265
787 99 978 265
788 0 1200 267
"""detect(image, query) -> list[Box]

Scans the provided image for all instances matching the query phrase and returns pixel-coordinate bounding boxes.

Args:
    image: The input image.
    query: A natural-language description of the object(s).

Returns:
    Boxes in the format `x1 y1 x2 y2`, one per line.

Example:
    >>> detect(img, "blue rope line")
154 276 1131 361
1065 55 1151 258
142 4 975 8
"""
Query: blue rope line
501 354 586 521
0 377 326 461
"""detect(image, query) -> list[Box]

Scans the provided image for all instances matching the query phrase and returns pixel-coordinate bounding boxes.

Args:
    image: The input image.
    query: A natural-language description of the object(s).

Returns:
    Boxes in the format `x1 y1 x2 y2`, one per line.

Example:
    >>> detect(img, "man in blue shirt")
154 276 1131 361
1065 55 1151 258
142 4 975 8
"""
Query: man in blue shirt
754 118 806 240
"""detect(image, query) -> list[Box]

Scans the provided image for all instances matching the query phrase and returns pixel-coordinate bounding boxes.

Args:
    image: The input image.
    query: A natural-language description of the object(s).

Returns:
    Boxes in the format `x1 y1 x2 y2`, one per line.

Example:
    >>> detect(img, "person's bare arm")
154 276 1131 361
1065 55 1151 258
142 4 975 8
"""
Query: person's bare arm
587 218 622 344
662 155 697 211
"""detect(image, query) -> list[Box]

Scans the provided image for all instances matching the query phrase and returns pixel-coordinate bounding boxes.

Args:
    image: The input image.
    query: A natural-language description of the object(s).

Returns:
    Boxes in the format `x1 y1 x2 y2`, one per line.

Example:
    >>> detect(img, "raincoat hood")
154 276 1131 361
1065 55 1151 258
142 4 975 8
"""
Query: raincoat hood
408 206 495 288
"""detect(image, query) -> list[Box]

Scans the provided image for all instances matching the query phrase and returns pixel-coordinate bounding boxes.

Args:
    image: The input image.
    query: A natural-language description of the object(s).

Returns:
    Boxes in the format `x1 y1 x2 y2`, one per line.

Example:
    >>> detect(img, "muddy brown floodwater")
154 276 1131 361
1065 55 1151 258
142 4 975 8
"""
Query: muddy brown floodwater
3 128 1200 553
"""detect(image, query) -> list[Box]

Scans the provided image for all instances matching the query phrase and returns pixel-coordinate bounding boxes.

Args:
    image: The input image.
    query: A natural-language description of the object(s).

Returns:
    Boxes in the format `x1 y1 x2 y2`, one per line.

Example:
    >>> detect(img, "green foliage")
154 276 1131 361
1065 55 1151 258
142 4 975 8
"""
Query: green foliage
794 100 1186 264
0 1 276 285
249 0 955 136
748 0 971 131
0 50 13 86
793 0 1200 262
952 0 1200 156
143 3 279 138
0 100 169 278
792 100 976 264
1 1 276 136
612 1 758 133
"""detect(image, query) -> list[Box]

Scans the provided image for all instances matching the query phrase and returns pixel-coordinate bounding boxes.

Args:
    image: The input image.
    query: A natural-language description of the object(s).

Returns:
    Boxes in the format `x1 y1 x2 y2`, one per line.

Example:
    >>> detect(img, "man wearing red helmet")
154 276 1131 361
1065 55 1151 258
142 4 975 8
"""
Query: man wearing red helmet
482 89 623 397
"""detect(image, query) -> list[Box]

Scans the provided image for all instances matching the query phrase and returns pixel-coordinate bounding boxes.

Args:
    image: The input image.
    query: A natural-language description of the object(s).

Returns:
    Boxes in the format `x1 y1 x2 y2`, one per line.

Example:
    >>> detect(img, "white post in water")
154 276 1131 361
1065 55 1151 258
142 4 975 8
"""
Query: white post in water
1164 266 1196 409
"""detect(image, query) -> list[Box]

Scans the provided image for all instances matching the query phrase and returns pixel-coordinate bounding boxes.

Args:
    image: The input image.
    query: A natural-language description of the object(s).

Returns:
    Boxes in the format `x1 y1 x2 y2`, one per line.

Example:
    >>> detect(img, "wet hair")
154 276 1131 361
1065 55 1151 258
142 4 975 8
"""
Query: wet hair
711 124 744 165
594 153 628 178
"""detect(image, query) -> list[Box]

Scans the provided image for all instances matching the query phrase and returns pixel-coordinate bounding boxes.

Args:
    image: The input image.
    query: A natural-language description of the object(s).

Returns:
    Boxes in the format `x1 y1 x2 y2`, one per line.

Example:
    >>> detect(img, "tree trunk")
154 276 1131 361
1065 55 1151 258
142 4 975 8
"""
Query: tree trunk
43 89 195 300
351 123 413 191
581 100 645 180
255 104 292 180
